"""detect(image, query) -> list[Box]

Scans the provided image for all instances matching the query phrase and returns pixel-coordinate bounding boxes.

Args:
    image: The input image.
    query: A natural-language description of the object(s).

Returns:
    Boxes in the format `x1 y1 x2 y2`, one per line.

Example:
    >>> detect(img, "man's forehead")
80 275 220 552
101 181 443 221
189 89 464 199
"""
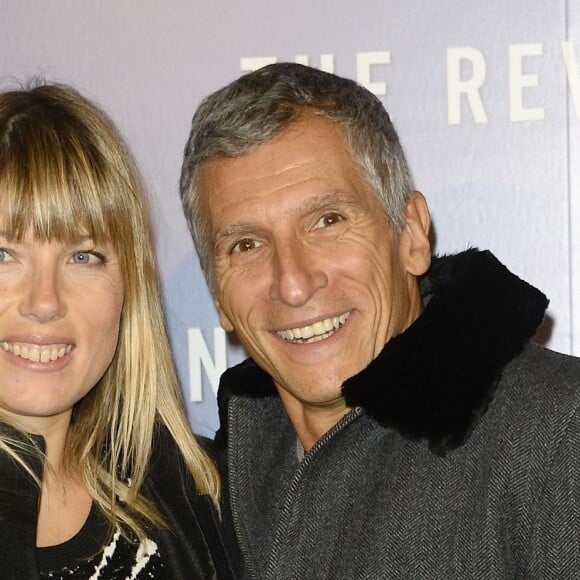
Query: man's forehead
198 118 354 187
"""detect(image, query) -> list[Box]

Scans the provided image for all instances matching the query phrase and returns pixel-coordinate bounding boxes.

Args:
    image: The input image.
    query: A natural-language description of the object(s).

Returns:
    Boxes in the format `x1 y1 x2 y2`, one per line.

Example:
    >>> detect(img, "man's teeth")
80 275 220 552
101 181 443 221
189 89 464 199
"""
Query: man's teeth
1 342 73 363
277 312 350 343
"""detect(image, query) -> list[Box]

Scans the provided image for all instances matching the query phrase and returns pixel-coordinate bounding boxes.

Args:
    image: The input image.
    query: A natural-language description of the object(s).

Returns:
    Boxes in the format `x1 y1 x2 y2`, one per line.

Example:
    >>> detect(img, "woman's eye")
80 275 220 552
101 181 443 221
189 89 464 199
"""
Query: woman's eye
315 213 344 229
232 239 259 254
71 251 105 265
0 248 14 263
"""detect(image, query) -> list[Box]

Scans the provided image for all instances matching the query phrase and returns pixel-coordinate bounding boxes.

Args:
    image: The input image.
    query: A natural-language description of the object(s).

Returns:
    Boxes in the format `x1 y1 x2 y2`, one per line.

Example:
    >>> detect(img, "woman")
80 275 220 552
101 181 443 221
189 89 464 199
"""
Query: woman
0 83 236 578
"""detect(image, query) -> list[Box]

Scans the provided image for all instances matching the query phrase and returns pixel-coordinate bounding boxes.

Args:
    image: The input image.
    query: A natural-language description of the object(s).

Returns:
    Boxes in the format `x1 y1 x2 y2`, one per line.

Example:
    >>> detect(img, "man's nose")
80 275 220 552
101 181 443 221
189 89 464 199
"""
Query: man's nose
19 267 66 322
269 239 328 307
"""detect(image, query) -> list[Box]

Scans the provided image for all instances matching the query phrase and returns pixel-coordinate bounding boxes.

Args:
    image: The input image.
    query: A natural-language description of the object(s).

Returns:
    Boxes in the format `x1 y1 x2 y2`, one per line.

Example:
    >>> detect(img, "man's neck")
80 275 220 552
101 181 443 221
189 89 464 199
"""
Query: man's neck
278 389 351 452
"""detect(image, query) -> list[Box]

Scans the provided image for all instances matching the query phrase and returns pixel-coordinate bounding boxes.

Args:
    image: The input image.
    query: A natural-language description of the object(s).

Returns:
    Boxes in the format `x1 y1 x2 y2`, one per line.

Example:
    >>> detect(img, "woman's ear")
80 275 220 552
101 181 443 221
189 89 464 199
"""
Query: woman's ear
399 191 431 276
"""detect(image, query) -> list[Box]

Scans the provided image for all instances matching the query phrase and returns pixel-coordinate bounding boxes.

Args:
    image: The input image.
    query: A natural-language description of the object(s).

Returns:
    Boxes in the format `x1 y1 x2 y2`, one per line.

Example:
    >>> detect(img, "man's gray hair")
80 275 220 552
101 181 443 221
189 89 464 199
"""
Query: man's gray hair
180 62 414 288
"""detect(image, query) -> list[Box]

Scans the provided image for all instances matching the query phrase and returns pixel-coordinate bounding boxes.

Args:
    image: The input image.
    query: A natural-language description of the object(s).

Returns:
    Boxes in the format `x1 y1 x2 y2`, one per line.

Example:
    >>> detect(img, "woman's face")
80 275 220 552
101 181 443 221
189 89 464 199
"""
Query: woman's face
0 228 124 433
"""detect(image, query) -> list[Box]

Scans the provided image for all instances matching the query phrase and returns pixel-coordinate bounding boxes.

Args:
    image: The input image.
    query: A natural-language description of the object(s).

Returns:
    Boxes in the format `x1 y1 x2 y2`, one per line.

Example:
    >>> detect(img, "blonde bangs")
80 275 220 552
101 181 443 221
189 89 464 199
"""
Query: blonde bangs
0 114 125 245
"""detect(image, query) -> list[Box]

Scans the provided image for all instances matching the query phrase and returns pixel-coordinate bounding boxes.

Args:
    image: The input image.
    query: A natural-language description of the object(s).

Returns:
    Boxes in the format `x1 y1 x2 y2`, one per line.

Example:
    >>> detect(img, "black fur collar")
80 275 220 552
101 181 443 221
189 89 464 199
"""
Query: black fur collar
217 249 548 454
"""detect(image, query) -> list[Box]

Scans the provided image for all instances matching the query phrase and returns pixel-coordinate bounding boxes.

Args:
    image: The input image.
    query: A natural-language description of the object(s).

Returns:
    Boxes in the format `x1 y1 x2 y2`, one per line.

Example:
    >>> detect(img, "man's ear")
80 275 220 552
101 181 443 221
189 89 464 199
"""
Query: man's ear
215 299 235 332
399 191 431 276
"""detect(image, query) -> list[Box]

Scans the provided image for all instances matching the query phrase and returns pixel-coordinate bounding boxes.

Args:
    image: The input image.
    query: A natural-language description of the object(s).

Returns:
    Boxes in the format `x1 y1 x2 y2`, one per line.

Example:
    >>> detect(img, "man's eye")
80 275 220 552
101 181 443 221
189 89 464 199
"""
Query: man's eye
315 213 344 229
232 239 259 254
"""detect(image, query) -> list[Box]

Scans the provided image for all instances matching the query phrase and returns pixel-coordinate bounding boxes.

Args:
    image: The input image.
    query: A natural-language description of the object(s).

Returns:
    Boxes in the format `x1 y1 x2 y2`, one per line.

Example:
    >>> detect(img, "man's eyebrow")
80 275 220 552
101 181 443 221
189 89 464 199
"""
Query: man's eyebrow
300 191 356 213
214 223 260 249
213 191 357 249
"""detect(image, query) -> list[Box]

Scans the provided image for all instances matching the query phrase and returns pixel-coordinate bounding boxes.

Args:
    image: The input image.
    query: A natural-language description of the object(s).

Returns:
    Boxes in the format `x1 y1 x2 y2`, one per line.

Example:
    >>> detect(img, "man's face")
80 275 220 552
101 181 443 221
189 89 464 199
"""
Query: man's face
198 116 430 413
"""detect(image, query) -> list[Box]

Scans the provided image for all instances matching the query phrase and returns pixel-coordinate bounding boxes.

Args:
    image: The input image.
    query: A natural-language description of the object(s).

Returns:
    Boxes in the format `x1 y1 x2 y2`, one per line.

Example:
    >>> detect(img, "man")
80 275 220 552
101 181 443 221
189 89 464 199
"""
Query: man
180 63 580 578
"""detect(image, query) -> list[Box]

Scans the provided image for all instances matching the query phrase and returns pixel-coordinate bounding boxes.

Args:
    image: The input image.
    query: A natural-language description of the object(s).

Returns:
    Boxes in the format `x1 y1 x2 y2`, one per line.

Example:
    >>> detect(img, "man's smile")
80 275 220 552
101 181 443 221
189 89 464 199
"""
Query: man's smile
275 311 351 343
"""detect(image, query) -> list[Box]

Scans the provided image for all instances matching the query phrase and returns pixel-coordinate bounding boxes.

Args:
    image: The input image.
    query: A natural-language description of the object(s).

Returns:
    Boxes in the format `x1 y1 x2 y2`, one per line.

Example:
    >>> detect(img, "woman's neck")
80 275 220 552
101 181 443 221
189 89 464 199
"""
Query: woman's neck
28 412 93 547
3 410 93 547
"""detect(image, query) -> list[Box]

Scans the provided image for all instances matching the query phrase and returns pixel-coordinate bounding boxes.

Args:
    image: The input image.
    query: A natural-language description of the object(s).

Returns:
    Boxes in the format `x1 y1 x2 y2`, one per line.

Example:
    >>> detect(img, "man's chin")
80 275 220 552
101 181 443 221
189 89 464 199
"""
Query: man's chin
276 382 348 410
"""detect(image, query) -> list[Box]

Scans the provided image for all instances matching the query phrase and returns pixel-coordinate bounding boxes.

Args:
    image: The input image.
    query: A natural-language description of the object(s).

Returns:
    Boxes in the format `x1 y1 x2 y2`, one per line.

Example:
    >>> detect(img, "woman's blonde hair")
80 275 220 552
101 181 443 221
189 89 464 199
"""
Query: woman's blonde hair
0 82 219 538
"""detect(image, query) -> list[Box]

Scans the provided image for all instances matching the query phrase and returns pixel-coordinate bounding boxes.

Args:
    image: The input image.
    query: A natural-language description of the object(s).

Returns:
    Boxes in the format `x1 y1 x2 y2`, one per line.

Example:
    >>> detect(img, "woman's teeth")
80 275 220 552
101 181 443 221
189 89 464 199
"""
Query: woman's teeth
1 342 73 363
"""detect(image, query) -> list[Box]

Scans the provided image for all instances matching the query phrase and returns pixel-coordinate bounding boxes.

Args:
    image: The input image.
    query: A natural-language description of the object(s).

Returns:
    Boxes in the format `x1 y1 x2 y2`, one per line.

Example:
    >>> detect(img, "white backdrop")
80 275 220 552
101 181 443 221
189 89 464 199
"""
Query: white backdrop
2 0 578 436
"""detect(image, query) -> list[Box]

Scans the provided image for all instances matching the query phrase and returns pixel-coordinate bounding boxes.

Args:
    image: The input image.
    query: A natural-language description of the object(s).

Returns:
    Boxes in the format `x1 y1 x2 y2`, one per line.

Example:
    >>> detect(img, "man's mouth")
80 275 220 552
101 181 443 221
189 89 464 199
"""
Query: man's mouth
1 342 74 363
276 312 350 343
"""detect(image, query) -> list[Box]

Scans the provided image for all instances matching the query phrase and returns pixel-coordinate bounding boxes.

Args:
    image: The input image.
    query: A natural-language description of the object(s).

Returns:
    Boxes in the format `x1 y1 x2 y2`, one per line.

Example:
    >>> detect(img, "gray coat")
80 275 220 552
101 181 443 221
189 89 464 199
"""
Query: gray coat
216 250 580 579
